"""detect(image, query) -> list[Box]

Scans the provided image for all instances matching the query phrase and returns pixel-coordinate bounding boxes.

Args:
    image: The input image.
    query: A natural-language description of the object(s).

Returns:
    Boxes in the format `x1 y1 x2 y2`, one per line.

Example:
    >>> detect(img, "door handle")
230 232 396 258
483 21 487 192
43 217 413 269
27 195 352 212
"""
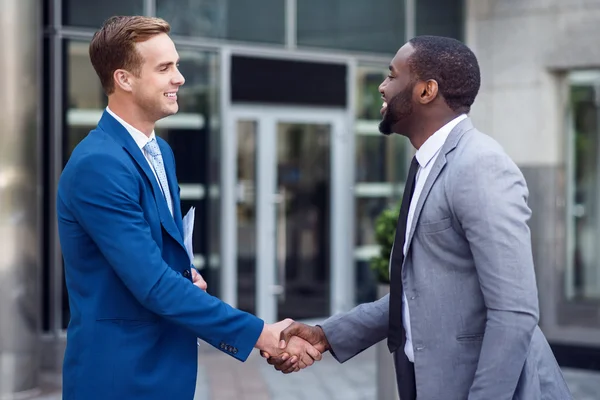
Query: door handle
275 187 287 301
572 203 585 218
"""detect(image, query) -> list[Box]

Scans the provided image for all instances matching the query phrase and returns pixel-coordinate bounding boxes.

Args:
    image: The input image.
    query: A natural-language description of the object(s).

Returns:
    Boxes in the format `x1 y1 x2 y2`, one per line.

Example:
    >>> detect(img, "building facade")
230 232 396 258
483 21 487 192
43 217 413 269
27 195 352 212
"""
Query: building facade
466 0 600 370
1 0 600 396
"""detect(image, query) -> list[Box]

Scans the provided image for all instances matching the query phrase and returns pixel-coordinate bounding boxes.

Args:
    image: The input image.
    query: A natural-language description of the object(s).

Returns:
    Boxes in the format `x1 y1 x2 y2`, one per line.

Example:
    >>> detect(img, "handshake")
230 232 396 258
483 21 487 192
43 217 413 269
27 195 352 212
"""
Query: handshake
254 319 330 373
193 274 327 372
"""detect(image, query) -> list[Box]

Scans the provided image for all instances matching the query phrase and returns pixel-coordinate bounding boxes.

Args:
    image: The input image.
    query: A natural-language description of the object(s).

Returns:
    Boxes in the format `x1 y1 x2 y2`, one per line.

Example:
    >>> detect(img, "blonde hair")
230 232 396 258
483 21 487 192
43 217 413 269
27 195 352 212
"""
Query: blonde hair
89 16 171 95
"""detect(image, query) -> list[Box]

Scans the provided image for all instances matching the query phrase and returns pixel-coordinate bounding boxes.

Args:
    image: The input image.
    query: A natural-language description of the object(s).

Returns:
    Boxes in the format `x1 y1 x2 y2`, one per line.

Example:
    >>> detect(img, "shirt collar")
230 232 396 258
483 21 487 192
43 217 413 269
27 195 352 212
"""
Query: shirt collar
415 114 467 168
106 107 155 151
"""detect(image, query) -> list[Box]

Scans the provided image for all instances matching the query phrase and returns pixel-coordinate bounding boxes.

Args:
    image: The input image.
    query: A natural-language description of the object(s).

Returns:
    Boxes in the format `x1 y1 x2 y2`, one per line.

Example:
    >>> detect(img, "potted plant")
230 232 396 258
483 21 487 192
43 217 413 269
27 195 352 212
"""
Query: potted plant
370 202 400 288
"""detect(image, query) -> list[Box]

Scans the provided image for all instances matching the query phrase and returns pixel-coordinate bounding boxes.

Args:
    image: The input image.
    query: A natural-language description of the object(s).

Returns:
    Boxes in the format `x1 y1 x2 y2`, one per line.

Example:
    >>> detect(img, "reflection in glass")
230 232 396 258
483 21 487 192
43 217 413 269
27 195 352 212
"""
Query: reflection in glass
297 0 405 54
236 121 257 315
557 71 600 331
65 40 106 159
154 50 221 295
356 197 389 247
356 135 408 184
62 39 107 327
276 123 331 321
157 0 285 44
63 0 144 28
356 68 386 121
568 79 600 302
355 66 409 184
416 0 464 40
354 65 410 305
66 41 105 110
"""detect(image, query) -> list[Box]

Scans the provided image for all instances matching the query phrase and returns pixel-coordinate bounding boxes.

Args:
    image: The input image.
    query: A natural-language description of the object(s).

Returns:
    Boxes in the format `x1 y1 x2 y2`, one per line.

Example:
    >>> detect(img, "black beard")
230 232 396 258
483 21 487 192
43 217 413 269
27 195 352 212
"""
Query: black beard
378 113 394 136
378 85 414 136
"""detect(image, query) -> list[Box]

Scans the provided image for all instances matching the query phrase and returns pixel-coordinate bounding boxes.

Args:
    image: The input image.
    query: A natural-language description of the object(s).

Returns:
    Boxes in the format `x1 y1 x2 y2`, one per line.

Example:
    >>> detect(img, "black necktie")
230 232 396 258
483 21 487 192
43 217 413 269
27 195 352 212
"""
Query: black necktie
388 156 419 353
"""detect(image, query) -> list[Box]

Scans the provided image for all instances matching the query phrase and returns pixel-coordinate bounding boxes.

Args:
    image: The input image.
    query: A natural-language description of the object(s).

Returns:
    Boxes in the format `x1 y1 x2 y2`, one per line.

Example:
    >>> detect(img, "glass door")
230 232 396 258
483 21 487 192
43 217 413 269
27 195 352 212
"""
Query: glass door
235 120 259 315
225 107 352 323
537 70 600 351
562 71 600 334
274 122 331 321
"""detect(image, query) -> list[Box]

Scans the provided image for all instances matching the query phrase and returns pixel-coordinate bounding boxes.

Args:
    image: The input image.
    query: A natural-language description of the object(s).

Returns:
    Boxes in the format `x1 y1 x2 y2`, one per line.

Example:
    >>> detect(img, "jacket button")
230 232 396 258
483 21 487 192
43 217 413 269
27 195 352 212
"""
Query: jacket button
183 269 191 278
232 348 238 354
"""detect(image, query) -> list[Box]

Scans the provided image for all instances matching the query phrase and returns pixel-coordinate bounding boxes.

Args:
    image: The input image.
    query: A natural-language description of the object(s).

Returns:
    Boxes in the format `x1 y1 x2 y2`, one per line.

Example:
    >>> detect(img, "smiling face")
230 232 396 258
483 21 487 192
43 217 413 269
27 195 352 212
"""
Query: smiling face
124 33 185 122
378 43 417 136
110 32 185 125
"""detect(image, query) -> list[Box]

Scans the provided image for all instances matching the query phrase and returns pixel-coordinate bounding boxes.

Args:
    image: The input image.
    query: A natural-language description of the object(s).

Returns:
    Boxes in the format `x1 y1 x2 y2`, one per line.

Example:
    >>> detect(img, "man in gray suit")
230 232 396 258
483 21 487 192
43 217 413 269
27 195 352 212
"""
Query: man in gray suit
265 36 572 400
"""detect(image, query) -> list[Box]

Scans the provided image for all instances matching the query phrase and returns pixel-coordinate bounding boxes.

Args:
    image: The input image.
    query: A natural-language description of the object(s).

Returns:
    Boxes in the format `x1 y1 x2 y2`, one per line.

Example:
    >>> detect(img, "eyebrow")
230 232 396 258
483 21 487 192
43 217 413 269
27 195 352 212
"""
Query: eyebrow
157 59 180 69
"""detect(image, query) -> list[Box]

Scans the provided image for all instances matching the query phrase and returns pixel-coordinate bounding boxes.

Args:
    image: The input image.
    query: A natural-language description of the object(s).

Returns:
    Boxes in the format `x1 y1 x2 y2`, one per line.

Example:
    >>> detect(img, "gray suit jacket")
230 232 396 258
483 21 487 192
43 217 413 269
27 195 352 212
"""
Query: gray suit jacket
321 118 572 400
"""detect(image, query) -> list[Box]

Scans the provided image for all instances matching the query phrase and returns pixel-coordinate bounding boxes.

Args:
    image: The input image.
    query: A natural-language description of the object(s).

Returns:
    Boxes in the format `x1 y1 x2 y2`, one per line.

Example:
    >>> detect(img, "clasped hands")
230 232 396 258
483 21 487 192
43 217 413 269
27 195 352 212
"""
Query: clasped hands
189 274 327 373
255 319 330 373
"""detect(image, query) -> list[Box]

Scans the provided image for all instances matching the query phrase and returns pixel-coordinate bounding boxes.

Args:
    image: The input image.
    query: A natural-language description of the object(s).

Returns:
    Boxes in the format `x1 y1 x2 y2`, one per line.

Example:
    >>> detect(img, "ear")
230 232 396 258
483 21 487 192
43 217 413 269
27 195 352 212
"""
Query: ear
113 69 134 93
417 80 439 105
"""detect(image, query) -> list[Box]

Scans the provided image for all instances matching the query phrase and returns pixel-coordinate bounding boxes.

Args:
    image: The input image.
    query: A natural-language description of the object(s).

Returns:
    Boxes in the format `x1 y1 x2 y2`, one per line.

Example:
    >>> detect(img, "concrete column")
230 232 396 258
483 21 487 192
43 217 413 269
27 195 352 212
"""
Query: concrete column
0 0 41 396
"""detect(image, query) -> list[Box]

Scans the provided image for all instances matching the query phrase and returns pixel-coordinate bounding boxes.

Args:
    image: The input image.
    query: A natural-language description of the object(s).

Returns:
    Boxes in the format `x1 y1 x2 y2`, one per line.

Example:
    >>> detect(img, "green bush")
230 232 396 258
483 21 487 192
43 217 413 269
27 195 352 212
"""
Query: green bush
369 202 400 283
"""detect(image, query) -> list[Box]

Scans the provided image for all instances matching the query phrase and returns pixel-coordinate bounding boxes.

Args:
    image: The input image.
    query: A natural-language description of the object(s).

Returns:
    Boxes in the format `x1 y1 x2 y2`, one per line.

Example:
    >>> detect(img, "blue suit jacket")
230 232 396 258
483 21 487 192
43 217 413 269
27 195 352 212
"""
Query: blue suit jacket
57 111 264 399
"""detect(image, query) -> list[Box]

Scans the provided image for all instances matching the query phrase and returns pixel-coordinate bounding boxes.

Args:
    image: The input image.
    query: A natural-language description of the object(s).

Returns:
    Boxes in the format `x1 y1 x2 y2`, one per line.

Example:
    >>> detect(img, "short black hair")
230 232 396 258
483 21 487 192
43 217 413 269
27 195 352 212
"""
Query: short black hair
407 36 481 114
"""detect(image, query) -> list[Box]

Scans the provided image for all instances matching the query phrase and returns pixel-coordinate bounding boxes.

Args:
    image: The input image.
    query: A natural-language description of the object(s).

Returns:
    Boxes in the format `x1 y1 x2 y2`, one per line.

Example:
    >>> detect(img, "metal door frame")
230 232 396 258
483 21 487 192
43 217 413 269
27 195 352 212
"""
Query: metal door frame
223 105 352 323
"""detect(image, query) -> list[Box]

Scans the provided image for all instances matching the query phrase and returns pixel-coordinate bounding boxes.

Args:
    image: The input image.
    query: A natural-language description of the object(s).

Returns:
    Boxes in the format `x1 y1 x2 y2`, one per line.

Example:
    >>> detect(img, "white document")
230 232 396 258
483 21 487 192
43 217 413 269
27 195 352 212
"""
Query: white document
182 206 195 263
183 207 202 348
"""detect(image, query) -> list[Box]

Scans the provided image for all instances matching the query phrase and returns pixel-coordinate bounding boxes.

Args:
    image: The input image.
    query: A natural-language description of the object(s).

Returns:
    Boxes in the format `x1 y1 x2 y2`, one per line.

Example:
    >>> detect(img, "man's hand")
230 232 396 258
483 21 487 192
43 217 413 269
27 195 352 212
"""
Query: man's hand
191 268 207 291
255 319 295 357
262 321 330 374
255 320 322 372
281 335 323 371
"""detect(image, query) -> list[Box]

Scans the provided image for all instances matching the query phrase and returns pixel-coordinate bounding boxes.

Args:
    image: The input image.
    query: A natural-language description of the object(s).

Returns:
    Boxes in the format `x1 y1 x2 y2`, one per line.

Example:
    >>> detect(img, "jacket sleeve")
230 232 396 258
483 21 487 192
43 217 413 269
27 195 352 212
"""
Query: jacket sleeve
320 295 389 363
66 151 264 362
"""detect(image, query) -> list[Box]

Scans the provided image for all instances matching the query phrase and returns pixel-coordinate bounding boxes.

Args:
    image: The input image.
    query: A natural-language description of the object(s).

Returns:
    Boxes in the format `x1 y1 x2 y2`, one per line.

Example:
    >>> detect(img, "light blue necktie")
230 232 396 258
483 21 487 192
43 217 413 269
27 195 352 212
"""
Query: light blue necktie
146 138 198 346
144 138 173 216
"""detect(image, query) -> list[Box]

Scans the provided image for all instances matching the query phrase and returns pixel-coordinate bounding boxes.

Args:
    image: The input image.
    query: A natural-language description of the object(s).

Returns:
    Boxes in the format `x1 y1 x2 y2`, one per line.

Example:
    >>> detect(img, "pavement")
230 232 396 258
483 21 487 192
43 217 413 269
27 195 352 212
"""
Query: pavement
25 339 600 400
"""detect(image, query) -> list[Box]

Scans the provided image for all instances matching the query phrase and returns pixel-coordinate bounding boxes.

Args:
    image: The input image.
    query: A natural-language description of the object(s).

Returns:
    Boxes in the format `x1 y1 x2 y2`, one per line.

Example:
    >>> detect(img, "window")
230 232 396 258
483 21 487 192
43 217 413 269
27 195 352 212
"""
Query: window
354 66 410 304
297 0 405 54
157 0 285 44
154 50 222 295
61 40 108 328
416 0 464 40
64 41 106 160
562 70 600 329
62 0 144 28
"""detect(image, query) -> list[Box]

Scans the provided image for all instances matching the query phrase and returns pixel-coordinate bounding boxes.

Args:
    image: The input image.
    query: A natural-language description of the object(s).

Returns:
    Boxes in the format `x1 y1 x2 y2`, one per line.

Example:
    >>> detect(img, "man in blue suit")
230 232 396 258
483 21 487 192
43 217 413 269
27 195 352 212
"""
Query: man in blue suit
57 16 318 399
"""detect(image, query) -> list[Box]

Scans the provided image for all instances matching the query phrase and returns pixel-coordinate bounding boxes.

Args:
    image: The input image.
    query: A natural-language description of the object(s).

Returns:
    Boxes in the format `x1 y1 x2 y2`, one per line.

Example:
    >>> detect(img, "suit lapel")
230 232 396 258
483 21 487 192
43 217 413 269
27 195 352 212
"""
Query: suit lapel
98 111 185 249
404 118 475 252
404 154 448 252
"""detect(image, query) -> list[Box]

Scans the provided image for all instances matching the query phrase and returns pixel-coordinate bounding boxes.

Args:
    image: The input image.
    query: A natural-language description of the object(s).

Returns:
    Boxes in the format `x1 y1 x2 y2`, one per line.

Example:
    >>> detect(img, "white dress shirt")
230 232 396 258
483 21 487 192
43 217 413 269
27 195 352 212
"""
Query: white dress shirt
105 107 172 216
402 114 467 362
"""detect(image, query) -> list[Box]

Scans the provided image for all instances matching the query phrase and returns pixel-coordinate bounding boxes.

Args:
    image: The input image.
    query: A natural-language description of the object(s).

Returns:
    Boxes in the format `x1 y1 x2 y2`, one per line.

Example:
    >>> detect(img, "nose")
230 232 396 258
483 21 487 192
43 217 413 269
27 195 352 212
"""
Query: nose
173 68 185 86
378 79 386 96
